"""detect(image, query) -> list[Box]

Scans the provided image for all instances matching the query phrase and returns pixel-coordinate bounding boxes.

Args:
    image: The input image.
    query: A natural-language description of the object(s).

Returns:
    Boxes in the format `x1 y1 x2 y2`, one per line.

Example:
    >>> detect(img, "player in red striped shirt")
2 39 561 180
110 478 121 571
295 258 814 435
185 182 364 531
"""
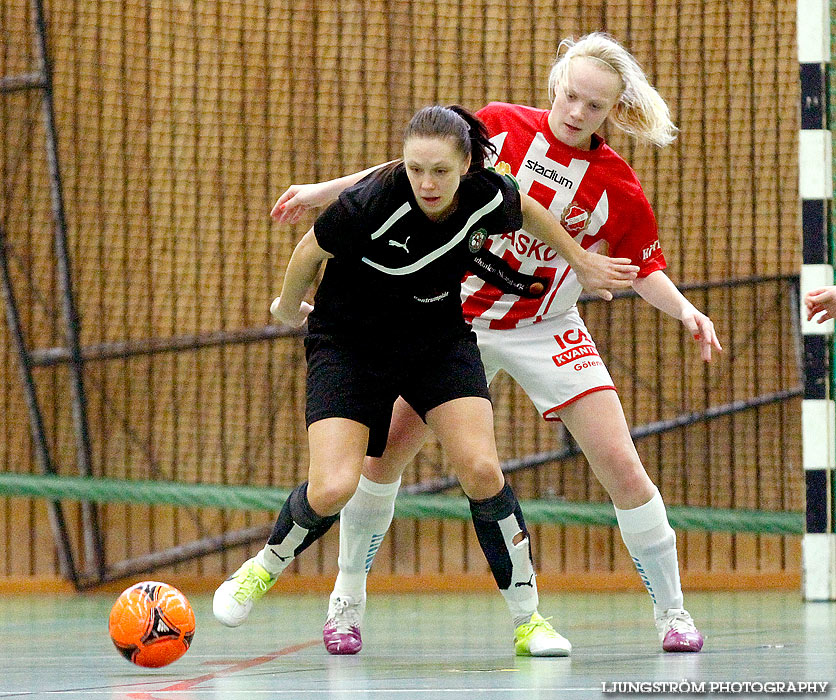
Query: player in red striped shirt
274 33 720 655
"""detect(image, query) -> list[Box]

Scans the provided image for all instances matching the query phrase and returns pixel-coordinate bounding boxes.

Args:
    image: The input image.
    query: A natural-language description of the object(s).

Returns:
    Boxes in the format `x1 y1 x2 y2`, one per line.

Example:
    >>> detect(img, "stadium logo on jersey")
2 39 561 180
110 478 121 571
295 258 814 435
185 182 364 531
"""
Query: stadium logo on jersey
641 240 661 261
560 202 590 235
524 159 573 188
468 228 488 253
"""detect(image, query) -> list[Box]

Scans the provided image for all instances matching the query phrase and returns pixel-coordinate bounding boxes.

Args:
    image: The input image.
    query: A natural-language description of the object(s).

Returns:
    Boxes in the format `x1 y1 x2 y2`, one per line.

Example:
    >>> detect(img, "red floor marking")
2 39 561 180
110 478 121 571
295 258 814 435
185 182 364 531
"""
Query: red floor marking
125 638 320 698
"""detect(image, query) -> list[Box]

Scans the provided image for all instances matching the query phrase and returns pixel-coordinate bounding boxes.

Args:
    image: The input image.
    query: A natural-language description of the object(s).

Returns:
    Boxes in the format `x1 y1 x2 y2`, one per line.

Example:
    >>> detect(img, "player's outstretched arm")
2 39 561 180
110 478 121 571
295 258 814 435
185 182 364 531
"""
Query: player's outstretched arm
805 286 836 323
272 228 331 327
518 192 638 301
468 249 548 298
270 161 396 224
632 270 722 362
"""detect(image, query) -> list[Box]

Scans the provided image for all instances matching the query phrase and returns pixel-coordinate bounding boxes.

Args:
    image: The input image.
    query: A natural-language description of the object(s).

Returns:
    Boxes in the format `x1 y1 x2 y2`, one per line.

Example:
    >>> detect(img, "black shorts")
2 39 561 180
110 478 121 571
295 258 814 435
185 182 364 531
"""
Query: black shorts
304 333 491 458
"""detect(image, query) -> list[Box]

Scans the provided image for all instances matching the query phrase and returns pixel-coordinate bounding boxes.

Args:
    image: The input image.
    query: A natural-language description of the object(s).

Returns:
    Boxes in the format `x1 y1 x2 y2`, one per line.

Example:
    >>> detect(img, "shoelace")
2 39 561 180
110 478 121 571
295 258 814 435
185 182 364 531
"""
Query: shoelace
517 615 559 638
661 610 695 634
232 569 272 603
329 597 361 633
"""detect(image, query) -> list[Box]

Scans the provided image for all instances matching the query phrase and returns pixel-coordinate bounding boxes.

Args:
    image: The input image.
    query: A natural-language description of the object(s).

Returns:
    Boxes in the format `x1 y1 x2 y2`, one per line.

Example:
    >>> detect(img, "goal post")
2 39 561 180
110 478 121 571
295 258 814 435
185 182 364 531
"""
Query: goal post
799 0 836 600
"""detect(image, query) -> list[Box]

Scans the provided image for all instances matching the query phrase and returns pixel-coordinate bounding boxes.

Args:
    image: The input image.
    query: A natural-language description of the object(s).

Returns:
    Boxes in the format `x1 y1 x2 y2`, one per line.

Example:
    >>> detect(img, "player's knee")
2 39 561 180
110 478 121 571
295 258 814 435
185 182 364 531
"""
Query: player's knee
454 454 504 498
364 455 404 484
600 458 656 508
308 470 361 515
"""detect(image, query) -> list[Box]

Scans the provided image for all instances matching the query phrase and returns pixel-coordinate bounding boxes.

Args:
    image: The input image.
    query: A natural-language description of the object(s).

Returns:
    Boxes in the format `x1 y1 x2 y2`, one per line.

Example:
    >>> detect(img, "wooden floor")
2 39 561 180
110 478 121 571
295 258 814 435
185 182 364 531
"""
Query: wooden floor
1 590 833 699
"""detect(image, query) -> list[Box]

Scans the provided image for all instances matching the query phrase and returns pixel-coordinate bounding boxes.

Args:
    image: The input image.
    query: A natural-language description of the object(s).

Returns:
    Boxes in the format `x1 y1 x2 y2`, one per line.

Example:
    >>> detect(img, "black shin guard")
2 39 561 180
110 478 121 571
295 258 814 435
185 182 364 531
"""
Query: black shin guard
267 482 339 558
469 482 532 591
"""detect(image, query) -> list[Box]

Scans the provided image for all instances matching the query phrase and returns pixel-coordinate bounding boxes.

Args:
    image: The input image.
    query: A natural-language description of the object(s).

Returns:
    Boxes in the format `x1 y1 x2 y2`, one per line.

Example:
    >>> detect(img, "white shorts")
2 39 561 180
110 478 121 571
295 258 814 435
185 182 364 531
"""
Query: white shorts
473 308 616 421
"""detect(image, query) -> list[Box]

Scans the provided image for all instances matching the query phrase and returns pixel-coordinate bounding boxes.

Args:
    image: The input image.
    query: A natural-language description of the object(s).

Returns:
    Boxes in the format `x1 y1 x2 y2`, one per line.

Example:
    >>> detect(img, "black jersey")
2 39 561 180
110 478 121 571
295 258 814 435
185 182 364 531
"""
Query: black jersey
309 163 523 348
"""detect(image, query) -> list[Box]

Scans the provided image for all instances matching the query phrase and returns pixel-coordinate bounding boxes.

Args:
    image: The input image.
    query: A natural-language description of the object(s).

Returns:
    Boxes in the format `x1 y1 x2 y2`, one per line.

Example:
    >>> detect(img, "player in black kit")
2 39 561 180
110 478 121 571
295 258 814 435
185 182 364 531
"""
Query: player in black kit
214 105 596 655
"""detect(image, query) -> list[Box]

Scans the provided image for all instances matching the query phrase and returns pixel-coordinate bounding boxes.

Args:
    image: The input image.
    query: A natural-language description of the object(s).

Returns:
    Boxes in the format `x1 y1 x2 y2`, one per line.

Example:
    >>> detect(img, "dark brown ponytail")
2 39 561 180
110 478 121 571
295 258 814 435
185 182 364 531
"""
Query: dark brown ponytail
403 104 497 172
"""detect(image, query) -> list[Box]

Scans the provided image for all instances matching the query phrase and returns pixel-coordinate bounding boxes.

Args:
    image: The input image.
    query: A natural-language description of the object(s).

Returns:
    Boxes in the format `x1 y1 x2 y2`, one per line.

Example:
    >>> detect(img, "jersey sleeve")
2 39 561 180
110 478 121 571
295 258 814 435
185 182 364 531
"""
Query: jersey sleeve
468 248 547 298
608 189 666 277
493 170 523 233
314 164 402 260
313 172 384 260
475 102 505 133
313 197 357 259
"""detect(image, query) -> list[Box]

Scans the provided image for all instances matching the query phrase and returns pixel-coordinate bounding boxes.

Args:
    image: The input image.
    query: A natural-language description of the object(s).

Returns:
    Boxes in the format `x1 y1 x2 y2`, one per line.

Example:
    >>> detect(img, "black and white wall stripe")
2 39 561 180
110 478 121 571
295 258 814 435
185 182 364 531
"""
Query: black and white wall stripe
798 0 835 601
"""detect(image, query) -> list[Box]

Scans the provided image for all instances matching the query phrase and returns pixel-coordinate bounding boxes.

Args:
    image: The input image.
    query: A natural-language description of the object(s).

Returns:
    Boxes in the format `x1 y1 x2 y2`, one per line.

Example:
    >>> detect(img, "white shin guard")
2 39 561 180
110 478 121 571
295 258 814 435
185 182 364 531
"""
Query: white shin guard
258 522 309 575
497 514 539 622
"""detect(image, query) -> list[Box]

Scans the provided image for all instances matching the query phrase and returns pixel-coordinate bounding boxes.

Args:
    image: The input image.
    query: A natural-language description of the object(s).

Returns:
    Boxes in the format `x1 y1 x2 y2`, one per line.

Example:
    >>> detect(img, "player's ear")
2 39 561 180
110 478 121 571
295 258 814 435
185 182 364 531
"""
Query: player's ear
461 153 471 175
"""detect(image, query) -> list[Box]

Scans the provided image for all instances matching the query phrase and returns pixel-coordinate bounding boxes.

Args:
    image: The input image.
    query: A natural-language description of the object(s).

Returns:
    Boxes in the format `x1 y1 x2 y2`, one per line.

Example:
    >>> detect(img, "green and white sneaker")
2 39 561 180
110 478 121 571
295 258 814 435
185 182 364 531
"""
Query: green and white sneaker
514 612 572 657
213 557 277 627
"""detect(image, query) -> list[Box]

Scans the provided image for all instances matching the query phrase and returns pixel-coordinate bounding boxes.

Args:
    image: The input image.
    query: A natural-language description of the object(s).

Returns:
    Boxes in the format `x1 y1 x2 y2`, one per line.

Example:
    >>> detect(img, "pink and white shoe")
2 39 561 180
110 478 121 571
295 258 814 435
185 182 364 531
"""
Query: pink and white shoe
656 608 704 652
323 594 365 655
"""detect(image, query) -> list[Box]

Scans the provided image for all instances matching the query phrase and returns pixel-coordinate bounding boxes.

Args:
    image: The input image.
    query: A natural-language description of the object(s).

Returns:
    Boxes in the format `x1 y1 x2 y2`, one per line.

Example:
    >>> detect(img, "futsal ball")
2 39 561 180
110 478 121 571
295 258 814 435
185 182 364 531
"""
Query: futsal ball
108 581 196 667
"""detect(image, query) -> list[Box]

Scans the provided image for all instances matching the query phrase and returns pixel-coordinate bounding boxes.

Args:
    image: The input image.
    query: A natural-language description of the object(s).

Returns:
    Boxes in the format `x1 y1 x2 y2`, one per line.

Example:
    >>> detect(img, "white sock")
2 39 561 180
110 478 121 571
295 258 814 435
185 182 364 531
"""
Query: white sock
332 475 400 600
614 488 684 616
257 522 309 575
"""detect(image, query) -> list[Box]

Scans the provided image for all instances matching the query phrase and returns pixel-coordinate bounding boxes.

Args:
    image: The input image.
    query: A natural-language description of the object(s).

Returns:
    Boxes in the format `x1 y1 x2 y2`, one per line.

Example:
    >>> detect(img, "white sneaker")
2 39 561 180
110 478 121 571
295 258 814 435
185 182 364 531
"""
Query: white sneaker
322 593 365 655
655 608 704 652
514 612 572 657
213 557 277 627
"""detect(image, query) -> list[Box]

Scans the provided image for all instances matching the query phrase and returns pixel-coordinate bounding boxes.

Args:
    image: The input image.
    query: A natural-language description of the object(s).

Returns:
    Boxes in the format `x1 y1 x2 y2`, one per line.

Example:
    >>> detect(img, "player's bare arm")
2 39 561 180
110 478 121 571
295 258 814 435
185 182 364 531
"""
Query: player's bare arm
632 270 722 362
271 161 397 224
518 191 638 301
273 228 332 327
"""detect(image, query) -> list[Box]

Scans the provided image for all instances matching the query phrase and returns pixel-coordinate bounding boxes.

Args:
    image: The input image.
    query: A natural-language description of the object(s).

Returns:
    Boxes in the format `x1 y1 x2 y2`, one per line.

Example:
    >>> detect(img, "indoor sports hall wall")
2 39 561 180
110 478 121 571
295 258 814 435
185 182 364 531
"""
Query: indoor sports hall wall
0 0 802 589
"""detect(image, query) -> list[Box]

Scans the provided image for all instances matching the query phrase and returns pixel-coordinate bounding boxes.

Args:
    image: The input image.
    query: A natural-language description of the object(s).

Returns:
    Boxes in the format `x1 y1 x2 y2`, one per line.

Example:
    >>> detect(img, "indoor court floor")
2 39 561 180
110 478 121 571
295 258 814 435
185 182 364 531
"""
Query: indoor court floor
0 590 833 699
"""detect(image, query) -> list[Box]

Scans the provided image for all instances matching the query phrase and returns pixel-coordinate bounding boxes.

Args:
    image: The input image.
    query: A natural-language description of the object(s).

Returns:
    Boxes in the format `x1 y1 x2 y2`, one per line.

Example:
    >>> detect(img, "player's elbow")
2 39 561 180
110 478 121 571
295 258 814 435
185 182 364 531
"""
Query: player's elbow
290 229 331 276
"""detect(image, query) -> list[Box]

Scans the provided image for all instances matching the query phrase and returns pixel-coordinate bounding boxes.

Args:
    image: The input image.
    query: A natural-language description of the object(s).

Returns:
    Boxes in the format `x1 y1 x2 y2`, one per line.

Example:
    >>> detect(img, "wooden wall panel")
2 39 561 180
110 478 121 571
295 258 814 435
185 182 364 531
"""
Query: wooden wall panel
1 0 802 587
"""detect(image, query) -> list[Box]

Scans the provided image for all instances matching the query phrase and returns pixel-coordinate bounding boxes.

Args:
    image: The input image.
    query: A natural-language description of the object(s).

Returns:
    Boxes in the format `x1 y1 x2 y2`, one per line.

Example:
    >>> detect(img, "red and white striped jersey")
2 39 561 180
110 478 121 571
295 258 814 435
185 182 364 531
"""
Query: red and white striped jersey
462 102 666 329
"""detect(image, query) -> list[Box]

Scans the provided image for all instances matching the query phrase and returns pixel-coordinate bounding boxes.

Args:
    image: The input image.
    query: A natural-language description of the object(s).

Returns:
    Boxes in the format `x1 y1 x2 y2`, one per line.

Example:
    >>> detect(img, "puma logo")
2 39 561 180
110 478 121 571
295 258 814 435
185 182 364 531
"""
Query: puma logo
269 547 291 562
514 574 535 588
388 236 410 253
